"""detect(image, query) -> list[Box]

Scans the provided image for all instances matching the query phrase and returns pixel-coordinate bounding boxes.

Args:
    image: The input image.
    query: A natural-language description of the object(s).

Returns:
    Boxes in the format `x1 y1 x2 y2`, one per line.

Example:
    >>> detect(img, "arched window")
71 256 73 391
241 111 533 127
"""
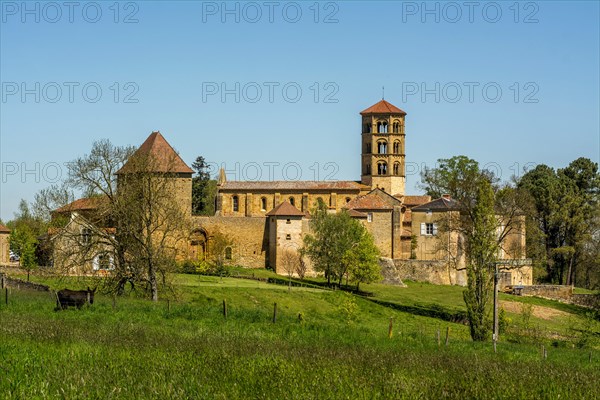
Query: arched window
289 197 295 206
393 162 400 175
377 121 388 133
225 247 232 260
232 196 239 212
377 141 387 154
393 142 399 154
261 197 267 211
378 162 387 175
365 164 371 175
365 143 371 153
393 121 400 133
363 123 371 133
345 197 351 203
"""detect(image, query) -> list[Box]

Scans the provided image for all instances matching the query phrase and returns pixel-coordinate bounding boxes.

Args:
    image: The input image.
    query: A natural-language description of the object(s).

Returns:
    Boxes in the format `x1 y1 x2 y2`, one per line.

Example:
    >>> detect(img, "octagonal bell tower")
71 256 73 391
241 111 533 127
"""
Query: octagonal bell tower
360 100 407 196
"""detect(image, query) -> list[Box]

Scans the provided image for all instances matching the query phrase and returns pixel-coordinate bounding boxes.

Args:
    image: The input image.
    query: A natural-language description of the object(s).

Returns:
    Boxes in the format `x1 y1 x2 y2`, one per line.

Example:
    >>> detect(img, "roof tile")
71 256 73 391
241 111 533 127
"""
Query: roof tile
360 100 407 115
117 131 193 174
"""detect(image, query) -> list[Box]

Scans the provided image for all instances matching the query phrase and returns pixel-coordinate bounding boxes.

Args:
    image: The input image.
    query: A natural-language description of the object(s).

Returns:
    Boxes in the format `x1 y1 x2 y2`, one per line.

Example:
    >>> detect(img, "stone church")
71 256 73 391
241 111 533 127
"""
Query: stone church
51 99 533 286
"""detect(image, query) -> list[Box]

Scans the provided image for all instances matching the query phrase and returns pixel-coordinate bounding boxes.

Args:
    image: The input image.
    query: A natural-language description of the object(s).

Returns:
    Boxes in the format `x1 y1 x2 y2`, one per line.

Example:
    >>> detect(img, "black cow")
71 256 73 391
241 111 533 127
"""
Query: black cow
56 287 97 310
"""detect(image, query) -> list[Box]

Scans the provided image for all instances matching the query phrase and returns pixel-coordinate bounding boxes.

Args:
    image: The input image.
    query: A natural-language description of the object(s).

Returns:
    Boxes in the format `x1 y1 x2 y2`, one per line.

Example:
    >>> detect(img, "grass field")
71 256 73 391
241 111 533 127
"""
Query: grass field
0 270 598 399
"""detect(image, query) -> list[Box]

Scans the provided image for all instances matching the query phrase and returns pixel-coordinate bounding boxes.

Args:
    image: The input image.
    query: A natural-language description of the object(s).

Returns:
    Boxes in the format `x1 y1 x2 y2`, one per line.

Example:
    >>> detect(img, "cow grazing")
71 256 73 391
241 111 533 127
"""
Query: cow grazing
56 287 97 310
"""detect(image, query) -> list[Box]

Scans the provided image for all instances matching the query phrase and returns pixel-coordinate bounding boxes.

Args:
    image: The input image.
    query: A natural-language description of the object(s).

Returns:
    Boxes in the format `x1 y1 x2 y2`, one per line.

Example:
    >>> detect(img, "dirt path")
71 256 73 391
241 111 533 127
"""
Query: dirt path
500 300 571 320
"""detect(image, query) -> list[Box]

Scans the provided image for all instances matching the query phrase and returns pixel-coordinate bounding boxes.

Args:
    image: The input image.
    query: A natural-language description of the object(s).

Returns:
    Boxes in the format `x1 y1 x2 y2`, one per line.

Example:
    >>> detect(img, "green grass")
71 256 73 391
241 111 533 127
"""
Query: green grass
0 271 599 399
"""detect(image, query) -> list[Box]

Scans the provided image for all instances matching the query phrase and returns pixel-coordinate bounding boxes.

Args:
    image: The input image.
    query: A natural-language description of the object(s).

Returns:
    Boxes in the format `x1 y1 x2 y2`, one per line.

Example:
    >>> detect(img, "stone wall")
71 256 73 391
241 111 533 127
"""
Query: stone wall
392 259 467 286
193 215 269 268
514 285 573 300
571 294 600 309
0 273 50 292
0 233 9 264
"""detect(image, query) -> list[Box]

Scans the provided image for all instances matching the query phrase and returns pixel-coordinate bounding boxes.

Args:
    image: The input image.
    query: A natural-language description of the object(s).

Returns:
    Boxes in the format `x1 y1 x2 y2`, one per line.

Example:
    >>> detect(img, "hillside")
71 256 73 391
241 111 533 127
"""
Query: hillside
0 271 598 399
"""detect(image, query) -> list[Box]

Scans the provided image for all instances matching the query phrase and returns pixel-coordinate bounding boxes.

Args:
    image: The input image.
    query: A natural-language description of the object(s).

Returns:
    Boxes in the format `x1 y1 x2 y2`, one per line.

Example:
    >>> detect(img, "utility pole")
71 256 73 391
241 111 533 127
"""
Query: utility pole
492 262 499 353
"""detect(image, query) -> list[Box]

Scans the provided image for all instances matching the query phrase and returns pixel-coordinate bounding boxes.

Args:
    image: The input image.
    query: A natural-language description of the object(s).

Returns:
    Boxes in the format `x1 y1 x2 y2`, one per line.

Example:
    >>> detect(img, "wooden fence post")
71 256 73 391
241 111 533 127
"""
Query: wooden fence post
388 318 393 339
272 302 277 323
436 329 441 347
223 299 227 319
445 327 450 346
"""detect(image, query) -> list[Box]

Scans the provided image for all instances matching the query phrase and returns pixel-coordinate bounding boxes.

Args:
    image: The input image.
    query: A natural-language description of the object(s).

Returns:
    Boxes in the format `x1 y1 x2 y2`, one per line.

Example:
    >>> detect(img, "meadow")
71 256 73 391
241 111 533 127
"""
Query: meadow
0 271 598 399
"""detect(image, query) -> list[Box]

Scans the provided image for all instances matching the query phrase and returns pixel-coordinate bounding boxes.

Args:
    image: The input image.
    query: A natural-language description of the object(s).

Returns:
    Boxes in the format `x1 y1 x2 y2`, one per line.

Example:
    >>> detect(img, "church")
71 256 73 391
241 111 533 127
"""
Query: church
51 99 533 287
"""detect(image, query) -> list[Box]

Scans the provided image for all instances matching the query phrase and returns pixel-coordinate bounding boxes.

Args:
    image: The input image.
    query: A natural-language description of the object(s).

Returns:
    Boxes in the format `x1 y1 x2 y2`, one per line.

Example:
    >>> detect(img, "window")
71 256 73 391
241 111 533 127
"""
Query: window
393 162 400 176
377 162 387 175
93 253 113 271
366 164 371 175
364 123 371 133
261 197 267 211
420 223 437 236
232 196 239 212
393 121 400 133
366 143 371 153
367 213 373 222
393 142 399 154
289 197 295 206
225 247 232 260
286 234 291 240
81 228 92 245
377 141 387 154
345 197 351 203
286 219 291 224
377 121 388 133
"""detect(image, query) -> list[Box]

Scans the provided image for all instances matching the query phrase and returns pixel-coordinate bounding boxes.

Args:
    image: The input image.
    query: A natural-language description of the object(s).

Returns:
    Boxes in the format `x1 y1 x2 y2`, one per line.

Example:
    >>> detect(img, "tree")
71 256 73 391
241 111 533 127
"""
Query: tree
207 230 233 274
518 158 600 287
462 179 498 341
302 201 379 288
191 156 217 216
421 156 511 341
63 139 191 301
344 231 381 291
280 247 302 289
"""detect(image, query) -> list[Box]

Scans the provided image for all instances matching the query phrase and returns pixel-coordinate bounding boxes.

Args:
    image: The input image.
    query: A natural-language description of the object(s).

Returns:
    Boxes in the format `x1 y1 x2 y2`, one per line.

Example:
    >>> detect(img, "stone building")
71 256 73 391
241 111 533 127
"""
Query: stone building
0 224 10 264
49 99 532 286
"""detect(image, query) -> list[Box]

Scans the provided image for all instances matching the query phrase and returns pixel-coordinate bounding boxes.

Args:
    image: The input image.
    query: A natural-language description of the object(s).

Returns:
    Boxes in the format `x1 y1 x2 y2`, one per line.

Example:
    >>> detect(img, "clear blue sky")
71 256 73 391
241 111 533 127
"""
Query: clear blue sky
1 1 599 221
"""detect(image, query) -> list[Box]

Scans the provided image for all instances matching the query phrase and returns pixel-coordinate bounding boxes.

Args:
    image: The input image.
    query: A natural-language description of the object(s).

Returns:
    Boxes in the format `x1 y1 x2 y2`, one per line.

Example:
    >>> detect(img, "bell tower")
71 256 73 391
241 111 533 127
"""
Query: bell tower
360 100 407 196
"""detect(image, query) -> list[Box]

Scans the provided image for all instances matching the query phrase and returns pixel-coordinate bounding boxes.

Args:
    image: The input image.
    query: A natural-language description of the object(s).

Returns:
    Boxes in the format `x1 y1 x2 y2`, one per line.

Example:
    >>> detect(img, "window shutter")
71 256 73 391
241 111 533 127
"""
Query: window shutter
433 223 438 235
420 223 426 235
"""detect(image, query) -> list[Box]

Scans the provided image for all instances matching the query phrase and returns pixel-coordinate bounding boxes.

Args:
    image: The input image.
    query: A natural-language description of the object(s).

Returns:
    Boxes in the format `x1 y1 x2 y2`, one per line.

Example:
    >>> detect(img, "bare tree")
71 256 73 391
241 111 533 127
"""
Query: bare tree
280 248 302 289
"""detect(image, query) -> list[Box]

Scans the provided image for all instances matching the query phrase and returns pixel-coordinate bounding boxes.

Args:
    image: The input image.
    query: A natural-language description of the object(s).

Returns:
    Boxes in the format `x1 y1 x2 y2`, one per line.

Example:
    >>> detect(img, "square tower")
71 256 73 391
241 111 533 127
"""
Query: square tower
360 100 407 197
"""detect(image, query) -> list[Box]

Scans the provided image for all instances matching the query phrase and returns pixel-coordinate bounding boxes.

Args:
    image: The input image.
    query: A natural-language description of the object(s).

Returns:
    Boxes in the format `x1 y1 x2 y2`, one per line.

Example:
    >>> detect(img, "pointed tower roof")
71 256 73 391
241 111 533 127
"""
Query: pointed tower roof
217 168 227 186
117 131 193 174
266 201 306 217
360 100 406 115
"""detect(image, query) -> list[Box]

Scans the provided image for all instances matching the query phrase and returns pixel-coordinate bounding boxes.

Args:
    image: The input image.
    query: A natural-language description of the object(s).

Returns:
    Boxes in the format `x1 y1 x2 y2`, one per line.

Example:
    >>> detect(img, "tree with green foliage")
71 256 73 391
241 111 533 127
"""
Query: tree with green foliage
191 156 217 216
462 179 498 341
343 231 381 291
302 200 380 288
421 156 514 341
518 158 599 287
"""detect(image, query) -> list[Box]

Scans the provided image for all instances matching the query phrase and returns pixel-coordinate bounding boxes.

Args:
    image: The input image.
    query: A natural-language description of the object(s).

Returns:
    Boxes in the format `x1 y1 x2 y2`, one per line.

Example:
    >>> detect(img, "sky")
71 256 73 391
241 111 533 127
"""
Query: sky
0 0 599 221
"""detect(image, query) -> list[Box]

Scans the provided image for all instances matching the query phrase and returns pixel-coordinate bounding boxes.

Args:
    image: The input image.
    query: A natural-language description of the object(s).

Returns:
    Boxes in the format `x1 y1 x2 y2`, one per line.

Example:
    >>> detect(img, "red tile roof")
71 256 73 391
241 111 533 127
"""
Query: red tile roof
346 209 368 218
412 197 462 212
360 100 406 115
0 224 10 233
345 188 401 210
52 197 107 214
220 181 368 191
266 201 306 217
117 131 193 174
402 195 432 207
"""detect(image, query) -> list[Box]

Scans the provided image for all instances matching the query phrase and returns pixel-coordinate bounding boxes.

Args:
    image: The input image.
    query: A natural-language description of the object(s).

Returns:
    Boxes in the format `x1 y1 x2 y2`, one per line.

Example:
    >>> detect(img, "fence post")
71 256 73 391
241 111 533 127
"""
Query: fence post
437 329 441 347
273 302 277 323
445 327 450 346
223 299 227 319
388 317 393 339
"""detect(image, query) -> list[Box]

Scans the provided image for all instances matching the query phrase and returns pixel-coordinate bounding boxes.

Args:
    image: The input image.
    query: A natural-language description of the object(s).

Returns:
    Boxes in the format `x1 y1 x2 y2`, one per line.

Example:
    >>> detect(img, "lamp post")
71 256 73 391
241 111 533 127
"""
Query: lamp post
492 262 499 353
